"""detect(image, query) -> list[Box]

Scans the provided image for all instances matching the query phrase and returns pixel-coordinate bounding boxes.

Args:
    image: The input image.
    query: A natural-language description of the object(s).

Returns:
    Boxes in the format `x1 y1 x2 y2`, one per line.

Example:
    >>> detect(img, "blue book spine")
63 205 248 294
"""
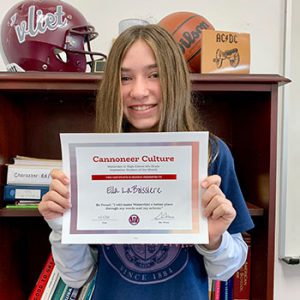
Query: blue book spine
3 184 49 201
220 277 233 300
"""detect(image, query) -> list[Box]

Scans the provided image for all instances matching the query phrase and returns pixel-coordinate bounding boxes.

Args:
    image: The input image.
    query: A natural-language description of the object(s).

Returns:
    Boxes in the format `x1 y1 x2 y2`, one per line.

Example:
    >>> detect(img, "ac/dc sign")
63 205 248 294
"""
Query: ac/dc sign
201 30 250 74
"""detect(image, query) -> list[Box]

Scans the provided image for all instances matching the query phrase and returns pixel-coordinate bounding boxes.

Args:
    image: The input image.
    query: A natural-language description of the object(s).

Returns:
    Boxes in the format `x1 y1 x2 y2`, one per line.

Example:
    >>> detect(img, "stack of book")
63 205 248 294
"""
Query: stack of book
208 233 251 300
29 253 96 300
3 155 62 209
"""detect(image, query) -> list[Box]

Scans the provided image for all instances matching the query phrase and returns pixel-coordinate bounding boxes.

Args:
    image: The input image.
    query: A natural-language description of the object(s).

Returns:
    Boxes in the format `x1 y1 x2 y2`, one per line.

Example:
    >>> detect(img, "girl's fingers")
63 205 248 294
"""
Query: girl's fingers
38 171 71 220
43 190 71 209
204 195 235 219
49 178 70 199
201 175 221 189
202 183 225 207
50 169 69 185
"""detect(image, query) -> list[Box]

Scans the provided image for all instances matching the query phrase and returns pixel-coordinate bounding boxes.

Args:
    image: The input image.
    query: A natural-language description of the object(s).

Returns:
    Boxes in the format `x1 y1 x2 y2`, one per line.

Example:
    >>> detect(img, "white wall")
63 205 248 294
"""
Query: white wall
0 0 299 299
0 0 284 73
274 0 300 298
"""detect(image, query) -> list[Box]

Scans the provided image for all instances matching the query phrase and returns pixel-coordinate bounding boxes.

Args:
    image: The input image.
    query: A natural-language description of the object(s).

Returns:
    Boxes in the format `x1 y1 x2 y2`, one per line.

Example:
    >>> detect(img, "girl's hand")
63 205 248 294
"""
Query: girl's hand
38 169 71 220
201 175 236 250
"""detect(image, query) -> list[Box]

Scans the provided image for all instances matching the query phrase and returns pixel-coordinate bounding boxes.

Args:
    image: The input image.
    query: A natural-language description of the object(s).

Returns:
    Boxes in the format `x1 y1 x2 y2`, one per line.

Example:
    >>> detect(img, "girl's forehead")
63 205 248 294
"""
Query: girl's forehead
126 40 153 55
121 40 157 68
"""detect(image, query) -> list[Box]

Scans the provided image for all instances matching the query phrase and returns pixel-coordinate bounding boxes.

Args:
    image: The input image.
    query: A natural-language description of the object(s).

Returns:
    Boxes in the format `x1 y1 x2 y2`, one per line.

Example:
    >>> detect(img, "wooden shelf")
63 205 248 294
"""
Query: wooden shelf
246 202 264 216
0 71 290 92
0 202 264 218
0 207 41 217
0 72 290 299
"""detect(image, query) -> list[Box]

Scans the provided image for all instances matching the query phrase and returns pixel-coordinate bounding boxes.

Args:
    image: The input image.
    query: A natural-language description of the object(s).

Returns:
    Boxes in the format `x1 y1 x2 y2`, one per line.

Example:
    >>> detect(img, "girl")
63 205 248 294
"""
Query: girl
39 24 254 300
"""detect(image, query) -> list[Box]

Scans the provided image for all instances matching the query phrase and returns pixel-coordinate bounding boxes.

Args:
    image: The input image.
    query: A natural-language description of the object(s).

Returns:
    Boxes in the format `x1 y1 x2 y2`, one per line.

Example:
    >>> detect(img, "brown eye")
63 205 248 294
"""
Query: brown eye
121 75 131 82
149 72 159 78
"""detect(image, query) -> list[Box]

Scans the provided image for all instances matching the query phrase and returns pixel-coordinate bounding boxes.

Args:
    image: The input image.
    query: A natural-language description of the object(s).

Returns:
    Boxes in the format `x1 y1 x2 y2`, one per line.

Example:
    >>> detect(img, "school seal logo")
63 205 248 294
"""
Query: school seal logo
128 214 140 225
102 244 189 284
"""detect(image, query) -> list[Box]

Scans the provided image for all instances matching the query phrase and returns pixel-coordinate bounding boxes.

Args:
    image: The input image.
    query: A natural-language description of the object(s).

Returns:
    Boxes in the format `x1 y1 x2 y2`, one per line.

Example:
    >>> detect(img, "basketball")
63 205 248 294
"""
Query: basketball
158 12 214 73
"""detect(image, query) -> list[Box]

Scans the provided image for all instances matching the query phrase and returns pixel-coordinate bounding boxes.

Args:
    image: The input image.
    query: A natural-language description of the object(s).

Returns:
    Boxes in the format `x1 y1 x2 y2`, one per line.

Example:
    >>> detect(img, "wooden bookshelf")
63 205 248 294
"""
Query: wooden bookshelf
0 72 289 299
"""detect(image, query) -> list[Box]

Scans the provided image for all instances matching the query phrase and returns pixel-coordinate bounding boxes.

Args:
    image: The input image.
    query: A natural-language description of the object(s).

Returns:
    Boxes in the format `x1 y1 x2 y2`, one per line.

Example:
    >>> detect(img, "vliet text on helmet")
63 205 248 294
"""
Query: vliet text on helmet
12 5 67 44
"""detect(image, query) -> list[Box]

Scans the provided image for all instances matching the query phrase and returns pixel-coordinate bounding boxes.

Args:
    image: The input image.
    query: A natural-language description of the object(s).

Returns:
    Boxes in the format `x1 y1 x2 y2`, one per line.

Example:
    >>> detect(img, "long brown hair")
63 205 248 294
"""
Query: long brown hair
95 24 204 133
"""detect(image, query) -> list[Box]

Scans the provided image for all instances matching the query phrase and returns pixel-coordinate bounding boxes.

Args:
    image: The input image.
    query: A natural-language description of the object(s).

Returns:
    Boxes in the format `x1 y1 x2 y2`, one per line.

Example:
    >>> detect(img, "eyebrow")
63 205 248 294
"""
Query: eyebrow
121 64 158 72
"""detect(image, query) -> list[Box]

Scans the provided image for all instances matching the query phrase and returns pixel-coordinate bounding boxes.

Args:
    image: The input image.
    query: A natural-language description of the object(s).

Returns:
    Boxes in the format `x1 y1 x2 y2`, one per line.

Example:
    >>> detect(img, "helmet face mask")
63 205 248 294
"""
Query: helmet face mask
1 0 106 72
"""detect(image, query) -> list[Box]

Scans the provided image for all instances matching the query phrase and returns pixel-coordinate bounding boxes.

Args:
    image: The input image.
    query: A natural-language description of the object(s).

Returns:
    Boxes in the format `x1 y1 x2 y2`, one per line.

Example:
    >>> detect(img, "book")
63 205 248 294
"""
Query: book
208 279 221 300
6 203 39 209
31 253 97 300
41 266 61 300
29 253 55 300
214 280 221 300
62 287 80 300
6 164 56 185
208 278 214 300
32 265 82 300
3 184 49 201
233 233 251 300
12 155 62 167
51 278 71 300
50 277 83 300
77 271 97 300
220 277 233 300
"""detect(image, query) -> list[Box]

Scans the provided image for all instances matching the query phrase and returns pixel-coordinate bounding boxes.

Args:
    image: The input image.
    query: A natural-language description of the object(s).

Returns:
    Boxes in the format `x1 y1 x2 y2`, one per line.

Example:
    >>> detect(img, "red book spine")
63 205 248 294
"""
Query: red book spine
29 253 55 300
233 234 251 300
214 280 221 300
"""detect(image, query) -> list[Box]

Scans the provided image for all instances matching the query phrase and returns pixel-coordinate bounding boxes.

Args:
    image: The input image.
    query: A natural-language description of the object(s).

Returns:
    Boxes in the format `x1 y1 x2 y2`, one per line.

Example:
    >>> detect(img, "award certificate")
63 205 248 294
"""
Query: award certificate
61 132 209 244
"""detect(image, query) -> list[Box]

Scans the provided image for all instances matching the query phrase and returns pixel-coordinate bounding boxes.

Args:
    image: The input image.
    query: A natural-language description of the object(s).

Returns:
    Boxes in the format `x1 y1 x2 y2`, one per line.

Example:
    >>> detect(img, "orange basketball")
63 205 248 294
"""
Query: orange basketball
158 12 214 73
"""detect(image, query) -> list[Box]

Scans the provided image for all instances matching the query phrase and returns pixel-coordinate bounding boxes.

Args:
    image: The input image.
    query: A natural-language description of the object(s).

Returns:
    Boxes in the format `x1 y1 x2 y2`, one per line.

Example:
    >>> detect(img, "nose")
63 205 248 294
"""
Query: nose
130 77 149 99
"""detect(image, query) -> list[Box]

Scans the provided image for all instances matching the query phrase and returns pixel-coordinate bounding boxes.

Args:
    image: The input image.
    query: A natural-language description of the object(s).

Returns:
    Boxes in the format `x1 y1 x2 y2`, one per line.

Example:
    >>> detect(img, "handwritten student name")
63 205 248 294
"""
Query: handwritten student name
107 185 163 194
93 155 175 163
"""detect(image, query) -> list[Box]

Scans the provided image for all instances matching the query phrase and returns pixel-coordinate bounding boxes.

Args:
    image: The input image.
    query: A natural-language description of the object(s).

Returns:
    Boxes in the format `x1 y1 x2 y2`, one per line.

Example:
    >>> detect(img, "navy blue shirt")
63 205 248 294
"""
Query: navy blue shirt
92 137 254 300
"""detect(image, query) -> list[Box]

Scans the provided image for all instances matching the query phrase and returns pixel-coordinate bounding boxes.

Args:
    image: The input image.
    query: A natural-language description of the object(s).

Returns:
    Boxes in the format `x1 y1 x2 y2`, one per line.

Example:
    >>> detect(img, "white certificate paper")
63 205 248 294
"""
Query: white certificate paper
61 132 209 244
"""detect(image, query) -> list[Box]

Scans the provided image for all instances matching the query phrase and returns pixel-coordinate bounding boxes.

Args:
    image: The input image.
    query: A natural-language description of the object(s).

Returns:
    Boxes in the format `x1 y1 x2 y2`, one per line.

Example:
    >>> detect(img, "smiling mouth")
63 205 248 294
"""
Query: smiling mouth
130 104 156 111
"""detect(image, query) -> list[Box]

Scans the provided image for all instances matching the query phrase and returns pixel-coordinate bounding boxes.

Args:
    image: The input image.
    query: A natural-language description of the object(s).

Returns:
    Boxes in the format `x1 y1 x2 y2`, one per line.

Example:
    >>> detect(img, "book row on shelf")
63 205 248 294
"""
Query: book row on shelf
209 233 251 300
32 232 250 300
3 155 62 209
29 253 96 300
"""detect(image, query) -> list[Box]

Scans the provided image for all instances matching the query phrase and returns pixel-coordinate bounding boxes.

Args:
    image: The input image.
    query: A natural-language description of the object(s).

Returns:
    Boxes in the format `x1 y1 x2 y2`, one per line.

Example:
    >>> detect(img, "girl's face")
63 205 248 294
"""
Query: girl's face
121 39 162 132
